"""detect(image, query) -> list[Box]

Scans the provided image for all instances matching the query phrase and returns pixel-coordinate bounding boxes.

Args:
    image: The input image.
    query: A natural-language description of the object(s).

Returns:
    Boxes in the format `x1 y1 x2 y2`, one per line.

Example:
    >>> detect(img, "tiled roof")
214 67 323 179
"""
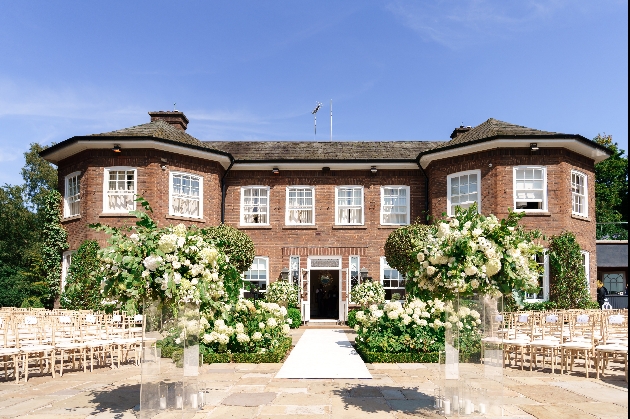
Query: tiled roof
433 118 560 151
202 141 445 161
91 120 205 148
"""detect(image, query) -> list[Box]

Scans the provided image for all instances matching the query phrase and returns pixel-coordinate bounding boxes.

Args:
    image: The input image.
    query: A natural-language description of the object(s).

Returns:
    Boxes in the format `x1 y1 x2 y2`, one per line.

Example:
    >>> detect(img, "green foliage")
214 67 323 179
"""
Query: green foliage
353 299 482 356
355 348 479 363
548 231 594 309
61 240 103 311
594 134 628 240
40 190 69 305
197 337 292 364
201 224 255 274
384 223 435 274
265 280 299 308
20 296 44 308
286 307 301 328
346 309 358 328
21 143 58 213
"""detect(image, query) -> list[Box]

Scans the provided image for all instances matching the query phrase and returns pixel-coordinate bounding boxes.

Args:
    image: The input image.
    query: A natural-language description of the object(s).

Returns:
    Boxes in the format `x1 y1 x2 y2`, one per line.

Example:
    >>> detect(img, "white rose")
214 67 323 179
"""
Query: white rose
426 266 436 276
417 253 425 262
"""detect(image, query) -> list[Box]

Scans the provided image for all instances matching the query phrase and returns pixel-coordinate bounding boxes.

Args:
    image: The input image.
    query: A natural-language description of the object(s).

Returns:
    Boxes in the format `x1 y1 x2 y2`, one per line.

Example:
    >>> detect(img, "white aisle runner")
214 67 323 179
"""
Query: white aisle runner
275 329 372 379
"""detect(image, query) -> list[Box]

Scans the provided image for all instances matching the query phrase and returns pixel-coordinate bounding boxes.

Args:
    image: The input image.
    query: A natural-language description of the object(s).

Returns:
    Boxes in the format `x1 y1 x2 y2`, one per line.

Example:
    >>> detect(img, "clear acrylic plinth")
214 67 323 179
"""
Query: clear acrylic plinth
438 294 504 417
140 301 202 419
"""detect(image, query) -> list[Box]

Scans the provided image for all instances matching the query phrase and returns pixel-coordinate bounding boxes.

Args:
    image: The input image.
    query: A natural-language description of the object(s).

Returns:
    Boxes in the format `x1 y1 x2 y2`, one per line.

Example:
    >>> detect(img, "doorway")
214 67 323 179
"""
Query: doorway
310 270 340 319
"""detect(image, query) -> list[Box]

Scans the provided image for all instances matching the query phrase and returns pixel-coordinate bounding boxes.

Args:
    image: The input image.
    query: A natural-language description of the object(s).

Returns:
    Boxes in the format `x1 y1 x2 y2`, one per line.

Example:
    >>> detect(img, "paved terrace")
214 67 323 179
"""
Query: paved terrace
0 330 627 419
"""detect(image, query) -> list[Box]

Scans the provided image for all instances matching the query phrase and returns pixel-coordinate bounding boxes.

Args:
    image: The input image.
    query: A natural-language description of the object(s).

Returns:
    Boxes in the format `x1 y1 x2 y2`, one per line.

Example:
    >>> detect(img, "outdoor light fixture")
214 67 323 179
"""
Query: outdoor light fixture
160 164 167 171
281 267 290 281
112 145 122 153
272 167 280 174
360 267 369 280
370 166 377 174
322 166 330 172
530 143 539 151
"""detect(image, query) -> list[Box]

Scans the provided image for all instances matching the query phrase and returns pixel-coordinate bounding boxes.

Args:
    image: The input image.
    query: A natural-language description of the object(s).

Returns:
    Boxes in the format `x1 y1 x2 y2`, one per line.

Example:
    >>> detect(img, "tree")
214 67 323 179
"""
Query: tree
21 143 58 213
594 134 628 240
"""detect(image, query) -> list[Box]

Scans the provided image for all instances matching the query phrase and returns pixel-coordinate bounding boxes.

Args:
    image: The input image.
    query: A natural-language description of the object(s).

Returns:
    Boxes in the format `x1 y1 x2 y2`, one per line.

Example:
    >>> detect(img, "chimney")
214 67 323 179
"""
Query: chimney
148 111 189 131
450 125 471 140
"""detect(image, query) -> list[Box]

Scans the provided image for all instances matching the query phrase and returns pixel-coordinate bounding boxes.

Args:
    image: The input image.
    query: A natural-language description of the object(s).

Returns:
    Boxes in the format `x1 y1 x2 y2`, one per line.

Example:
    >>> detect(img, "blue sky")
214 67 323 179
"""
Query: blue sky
0 1 627 186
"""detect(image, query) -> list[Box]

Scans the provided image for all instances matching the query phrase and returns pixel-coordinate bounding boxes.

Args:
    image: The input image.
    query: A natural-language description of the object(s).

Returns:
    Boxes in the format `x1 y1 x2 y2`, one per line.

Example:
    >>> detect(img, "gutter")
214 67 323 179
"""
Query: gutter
220 159 235 224
416 159 430 222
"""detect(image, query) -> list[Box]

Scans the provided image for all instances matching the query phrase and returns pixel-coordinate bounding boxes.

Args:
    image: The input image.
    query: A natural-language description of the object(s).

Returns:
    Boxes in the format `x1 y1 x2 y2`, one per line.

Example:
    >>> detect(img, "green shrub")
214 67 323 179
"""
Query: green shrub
201 224 255 274
160 337 292 364
355 347 480 363
346 309 358 328
40 190 68 305
20 296 44 308
548 231 594 309
60 240 103 311
384 223 434 275
286 307 302 329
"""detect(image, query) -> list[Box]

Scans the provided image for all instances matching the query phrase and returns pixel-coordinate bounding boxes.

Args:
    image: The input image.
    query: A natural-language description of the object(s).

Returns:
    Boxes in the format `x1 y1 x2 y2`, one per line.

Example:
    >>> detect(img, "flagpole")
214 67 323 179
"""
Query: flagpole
330 99 333 142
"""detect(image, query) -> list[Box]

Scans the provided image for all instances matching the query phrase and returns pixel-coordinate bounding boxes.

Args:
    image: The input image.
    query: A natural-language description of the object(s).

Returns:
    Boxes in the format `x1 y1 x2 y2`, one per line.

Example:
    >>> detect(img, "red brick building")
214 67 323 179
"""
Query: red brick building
41 111 611 320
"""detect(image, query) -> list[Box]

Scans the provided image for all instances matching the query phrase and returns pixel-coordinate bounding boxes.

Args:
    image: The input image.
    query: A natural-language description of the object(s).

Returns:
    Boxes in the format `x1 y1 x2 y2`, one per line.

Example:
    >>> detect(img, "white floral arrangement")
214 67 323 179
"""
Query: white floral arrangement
353 297 483 354
350 280 386 308
408 205 543 298
264 280 299 308
202 299 290 353
93 203 235 310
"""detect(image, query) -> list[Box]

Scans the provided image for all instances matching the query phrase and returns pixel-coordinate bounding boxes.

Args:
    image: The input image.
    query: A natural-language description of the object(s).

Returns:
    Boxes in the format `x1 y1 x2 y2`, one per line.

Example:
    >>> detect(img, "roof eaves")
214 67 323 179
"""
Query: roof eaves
414 133 612 161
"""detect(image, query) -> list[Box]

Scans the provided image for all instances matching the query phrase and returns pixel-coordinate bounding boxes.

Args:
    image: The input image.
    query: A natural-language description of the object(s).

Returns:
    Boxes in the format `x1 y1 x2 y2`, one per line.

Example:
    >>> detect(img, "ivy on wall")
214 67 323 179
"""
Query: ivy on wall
60 240 103 311
40 190 68 304
548 231 596 309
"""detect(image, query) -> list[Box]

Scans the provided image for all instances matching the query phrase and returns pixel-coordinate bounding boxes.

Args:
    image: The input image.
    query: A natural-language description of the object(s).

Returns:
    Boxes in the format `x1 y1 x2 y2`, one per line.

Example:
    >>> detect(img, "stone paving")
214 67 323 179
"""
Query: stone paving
0 329 627 418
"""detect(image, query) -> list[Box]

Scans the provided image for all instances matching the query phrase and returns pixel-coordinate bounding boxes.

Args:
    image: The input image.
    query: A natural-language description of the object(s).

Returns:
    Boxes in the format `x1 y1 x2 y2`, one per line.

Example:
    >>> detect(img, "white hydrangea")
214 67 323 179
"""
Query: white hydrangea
143 255 163 271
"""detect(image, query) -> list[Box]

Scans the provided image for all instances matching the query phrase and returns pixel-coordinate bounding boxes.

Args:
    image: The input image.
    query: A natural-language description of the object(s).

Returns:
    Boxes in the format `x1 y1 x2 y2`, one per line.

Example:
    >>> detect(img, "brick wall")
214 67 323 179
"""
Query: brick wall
58 149 224 250
425 147 598 297
223 168 427 295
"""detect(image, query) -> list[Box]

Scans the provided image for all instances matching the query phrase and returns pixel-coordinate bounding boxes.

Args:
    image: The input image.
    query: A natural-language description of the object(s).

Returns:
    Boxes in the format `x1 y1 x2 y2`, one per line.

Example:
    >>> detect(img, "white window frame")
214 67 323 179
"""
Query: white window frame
286 186 315 225
581 250 590 289
381 186 410 225
571 170 588 217
242 256 269 295
446 170 481 216
349 255 361 304
61 250 75 292
103 167 137 213
380 257 405 301
169 171 203 219
241 186 270 226
524 251 549 302
64 171 81 218
335 186 364 225
513 166 547 212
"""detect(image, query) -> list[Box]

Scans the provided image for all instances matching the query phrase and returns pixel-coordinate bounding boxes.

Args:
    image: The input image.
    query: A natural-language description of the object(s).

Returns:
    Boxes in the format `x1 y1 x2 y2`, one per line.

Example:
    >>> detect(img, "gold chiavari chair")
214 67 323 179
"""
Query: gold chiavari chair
560 312 598 378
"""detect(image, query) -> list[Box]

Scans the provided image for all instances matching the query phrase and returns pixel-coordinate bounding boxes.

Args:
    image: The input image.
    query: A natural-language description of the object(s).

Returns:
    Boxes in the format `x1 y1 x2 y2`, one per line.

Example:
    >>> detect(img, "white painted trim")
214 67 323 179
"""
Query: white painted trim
64 171 81 218
513 166 547 212
240 186 270 226
446 170 481 216
581 250 590 290
61 250 75 292
335 185 364 225
103 167 137 213
380 185 410 225
231 162 419 171
380 257 405 302
571 170 589 217
524 251 549 303
43 139 232 168
307 256 343 321
168 171 203 219
285 186 316 226
242 256 270 296
419 138 610 168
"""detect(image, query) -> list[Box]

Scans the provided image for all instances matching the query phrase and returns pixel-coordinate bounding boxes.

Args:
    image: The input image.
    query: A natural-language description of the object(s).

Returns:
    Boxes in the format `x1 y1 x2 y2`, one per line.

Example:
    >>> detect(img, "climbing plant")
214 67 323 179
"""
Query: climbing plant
40 190 69 305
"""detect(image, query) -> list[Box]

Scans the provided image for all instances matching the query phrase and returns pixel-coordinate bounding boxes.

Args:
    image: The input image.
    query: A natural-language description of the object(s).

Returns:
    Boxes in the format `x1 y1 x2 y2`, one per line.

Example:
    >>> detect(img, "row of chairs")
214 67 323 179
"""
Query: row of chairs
0 309 153 383
492 310 628 380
